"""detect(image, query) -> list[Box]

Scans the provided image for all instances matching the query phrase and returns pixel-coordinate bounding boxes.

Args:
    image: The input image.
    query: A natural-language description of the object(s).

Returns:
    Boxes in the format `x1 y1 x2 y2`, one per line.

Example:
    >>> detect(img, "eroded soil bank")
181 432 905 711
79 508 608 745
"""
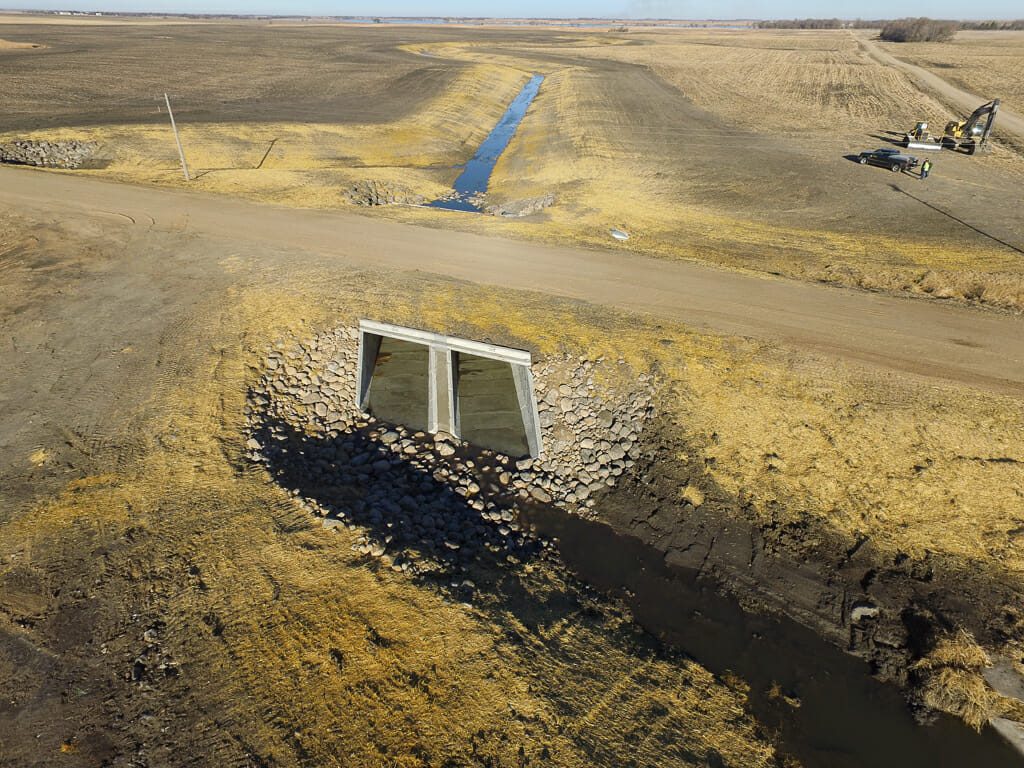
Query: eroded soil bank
596 418 1024 750
525 505 1021 767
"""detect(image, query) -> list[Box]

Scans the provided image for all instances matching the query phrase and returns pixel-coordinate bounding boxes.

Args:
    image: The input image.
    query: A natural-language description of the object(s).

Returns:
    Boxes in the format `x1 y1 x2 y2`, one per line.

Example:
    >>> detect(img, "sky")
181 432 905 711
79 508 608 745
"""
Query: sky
4 0 1022 20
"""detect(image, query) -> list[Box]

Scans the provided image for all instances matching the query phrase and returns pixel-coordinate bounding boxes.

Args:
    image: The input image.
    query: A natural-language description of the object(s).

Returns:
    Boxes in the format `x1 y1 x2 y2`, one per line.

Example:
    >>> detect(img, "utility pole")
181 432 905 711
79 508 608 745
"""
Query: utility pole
164 92 190 182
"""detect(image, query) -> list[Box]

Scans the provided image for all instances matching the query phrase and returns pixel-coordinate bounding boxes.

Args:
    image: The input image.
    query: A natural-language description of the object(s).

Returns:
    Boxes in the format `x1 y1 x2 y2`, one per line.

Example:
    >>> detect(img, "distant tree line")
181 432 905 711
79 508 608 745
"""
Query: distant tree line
957 20 1024 30
755 17 1024 37
878 18 959 42
755 18 843 29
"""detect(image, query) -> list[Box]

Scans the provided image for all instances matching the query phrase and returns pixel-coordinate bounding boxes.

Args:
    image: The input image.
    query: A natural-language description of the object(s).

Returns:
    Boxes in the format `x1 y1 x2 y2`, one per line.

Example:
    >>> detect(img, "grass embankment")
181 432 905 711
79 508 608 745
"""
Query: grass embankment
0 62 530 209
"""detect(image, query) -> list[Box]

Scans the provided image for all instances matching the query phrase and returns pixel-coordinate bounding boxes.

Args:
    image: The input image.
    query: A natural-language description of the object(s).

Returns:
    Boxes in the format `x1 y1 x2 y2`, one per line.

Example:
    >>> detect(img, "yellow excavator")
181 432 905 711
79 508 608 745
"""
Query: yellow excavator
903 99 999 155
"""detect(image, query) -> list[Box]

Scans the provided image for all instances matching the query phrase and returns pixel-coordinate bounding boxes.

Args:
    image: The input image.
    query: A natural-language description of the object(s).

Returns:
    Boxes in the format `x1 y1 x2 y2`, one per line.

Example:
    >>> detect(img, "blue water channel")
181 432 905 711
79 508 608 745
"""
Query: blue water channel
429 73 544 212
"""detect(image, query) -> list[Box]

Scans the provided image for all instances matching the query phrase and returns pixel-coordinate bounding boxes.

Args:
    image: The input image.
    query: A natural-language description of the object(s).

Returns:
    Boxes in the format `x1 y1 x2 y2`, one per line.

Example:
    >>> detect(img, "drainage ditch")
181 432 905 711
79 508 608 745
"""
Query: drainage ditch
429 73 544 212
244 322 1020 767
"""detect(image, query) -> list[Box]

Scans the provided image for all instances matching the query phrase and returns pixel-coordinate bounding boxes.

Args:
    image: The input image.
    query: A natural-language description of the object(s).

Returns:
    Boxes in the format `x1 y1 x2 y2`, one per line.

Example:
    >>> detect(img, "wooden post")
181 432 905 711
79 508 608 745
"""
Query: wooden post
164 93 190 182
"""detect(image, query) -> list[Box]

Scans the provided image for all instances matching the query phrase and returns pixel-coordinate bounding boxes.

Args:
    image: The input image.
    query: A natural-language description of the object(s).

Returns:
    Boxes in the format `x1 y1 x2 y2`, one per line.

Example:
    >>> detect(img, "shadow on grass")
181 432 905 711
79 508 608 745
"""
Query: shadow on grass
867 132 906 147
248 411 1023 768
255 138 278 170
890 184 1024 256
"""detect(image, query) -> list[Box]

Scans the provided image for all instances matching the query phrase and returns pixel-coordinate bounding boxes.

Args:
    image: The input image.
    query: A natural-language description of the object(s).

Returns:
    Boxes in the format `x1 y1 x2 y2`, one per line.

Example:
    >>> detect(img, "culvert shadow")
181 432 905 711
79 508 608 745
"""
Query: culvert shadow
253 414 548 581
249 413 691 697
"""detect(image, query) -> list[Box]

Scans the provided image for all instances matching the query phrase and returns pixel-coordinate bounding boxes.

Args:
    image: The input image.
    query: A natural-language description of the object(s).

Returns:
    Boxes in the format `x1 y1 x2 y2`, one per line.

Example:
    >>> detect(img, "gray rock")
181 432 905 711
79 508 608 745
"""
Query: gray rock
851 603 880 622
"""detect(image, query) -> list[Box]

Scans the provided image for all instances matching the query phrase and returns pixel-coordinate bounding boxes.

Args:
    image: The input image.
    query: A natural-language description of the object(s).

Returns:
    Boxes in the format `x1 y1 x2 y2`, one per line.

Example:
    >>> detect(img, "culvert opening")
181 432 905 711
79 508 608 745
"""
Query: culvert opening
245 323 659 549
357 320 542 459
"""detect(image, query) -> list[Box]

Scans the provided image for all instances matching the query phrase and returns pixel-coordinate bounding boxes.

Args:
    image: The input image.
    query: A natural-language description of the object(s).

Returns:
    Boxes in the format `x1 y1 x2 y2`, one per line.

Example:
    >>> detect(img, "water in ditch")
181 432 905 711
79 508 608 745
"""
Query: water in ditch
521 505 1022 768
429 73 544 212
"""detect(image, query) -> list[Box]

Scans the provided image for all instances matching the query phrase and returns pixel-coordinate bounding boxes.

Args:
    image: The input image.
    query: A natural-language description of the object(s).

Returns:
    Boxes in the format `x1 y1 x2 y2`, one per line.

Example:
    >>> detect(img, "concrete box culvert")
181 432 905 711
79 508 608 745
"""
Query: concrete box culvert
245 322 660 549
357 320 542 458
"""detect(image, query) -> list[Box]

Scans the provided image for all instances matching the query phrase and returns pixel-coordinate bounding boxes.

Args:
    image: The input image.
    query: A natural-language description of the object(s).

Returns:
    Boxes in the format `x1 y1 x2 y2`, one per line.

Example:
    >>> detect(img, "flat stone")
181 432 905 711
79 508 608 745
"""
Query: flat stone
529 487 552 503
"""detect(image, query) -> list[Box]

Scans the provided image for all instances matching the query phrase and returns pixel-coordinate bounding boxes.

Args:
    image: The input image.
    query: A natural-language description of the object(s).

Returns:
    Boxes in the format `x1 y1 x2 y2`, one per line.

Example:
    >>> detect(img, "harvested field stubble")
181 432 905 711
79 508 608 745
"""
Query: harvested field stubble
877 32 1024 126
1 22 1022 310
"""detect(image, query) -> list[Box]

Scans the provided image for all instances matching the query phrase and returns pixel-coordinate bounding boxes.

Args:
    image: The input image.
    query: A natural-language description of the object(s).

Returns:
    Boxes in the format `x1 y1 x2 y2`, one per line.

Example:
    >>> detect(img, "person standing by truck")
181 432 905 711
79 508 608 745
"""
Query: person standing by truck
921 159 933 180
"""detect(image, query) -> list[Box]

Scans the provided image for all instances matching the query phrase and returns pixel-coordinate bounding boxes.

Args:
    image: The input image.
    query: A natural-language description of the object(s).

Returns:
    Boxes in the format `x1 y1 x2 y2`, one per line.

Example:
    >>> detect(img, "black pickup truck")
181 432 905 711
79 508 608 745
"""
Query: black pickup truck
858 147 919 173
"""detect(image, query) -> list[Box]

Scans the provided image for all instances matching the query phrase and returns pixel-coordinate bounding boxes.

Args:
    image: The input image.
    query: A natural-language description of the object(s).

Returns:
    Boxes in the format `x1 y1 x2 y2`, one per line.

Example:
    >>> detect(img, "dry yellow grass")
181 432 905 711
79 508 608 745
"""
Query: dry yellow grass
560 29 950 137
0 37 42 48
912 629 1008 731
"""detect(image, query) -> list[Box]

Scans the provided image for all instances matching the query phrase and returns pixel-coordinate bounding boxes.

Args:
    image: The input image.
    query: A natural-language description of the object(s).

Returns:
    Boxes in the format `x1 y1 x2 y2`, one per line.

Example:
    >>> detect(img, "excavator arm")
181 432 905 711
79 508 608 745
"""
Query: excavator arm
942 99 999 154
965 99 999 143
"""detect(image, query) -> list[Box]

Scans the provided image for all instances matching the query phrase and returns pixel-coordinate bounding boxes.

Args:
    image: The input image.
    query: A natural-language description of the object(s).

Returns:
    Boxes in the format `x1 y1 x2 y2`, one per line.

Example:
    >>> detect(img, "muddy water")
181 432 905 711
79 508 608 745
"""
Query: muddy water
522 506 1021 767
429 73 544 212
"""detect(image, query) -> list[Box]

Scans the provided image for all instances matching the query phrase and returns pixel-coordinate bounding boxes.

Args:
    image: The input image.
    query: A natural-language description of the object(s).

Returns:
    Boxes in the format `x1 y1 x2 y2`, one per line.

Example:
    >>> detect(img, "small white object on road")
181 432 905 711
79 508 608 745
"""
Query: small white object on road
609 228 630 240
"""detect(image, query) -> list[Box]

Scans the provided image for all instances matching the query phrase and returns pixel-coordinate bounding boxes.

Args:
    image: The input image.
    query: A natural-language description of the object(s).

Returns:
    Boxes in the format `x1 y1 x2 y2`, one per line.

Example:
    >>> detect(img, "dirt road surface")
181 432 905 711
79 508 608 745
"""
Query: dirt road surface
3 164 1023 396
855 32 1024 138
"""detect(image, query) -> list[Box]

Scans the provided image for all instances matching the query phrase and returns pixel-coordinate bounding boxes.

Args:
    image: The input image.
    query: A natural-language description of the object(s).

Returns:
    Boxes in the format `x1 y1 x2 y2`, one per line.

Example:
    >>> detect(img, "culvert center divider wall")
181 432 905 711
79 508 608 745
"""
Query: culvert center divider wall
357 320 543 458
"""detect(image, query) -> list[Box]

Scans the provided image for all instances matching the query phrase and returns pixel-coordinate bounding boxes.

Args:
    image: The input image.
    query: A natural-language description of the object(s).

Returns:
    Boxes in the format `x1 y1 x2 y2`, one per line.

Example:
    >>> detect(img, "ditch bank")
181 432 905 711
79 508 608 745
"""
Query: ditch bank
243 323 1024 765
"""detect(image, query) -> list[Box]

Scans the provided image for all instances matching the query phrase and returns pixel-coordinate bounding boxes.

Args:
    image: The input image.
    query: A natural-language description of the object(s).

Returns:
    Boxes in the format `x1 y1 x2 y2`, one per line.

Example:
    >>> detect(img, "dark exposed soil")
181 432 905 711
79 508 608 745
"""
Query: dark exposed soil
601 419 1024 711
